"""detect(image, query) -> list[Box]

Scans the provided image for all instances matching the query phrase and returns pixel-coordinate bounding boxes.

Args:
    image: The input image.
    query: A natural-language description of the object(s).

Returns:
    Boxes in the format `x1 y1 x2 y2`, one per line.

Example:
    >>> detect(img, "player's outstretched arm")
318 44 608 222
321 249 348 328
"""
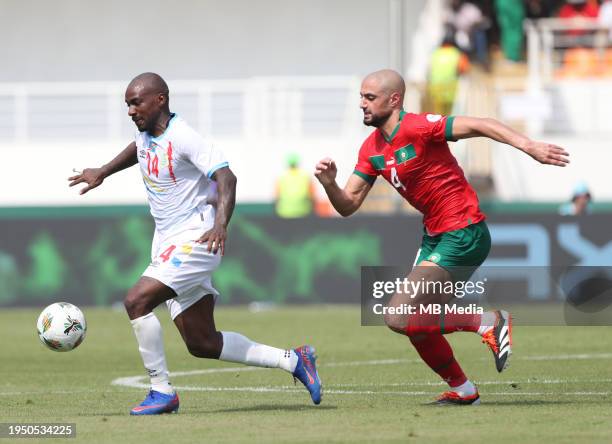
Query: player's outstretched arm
451 116 570 167
68 142 138 194
314 158 372 217
196 166 236 255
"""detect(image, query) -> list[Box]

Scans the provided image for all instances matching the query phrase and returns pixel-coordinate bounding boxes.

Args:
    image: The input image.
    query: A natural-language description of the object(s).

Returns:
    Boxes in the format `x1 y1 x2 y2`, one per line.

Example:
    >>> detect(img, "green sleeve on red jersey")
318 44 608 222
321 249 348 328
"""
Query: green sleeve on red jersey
415 113 453 143
445 115 456 141
353 169 376 185
354 137 379 184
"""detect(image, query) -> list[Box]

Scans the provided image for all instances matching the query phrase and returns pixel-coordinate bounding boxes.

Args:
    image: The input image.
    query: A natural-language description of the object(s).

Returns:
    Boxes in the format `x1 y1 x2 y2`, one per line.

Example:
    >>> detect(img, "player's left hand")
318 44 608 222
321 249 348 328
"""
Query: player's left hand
196 224 226 255
523 141 570 167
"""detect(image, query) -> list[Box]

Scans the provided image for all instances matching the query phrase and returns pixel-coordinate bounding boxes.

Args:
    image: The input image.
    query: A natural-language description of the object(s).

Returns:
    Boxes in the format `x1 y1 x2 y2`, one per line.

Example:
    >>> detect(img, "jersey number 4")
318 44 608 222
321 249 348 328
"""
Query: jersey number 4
159 245 176 262
390 167 406 191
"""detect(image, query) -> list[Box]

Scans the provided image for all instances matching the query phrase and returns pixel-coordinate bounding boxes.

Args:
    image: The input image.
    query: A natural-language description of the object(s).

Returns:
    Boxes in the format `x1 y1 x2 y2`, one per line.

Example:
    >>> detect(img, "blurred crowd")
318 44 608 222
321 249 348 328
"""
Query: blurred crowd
440 0 609 65
428 0 612 113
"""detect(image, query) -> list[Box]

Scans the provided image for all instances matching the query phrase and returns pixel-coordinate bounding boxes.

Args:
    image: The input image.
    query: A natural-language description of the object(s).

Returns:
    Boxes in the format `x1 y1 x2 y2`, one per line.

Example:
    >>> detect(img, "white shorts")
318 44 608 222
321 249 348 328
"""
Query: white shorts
143 224 221 320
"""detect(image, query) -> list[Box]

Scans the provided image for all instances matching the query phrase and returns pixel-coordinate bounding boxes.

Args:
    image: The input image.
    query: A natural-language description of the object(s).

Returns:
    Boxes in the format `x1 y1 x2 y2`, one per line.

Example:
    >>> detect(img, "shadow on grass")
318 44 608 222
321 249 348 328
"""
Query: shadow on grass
77 412 129 417
77 405 337 417
423 399 612 407
204 404 338 414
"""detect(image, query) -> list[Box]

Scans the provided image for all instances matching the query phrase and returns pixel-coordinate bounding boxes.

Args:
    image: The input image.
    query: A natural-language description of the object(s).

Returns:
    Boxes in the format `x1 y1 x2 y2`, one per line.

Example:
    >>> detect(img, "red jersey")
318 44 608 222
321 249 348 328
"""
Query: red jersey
353 111 485 235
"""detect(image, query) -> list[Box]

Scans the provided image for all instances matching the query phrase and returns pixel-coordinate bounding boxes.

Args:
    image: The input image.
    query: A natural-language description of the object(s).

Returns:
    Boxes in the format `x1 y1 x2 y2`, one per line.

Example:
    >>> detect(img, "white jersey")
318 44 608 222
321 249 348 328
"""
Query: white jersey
134 114 228 236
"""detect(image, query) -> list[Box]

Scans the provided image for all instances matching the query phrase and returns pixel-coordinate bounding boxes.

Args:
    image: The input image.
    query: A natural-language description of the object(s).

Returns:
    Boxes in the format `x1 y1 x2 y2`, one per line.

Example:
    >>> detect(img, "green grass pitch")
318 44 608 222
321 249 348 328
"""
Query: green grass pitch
2 306 612 443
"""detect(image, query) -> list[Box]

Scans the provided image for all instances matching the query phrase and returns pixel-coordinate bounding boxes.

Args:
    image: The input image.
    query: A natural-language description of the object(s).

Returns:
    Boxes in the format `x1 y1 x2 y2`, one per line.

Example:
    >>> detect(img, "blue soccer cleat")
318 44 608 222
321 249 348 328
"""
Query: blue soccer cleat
292 345 322 405
130 390 179 415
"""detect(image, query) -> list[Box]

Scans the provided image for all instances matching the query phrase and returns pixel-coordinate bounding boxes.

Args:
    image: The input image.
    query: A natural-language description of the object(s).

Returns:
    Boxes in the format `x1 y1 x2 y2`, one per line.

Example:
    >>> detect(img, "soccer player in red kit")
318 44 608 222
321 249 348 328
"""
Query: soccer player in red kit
315 69 569 405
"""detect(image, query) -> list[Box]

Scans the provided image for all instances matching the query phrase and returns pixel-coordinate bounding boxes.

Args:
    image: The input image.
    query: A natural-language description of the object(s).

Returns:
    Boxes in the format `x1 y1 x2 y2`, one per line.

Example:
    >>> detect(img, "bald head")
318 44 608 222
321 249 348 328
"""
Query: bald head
363 69 405 102
360 69 405 128
127 72 169 96
125 72 171 135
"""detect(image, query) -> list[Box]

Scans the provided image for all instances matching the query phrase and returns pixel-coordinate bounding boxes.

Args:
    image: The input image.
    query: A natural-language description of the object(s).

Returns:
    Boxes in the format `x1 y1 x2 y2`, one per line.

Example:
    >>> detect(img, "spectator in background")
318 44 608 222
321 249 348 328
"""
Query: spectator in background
559 182 592 215
428 33 470 115
495 0 526 62
558 0 600 37
558 0 599 20
445 0 490 67
275 153 315 218
599 0 612 40
525 0 556 19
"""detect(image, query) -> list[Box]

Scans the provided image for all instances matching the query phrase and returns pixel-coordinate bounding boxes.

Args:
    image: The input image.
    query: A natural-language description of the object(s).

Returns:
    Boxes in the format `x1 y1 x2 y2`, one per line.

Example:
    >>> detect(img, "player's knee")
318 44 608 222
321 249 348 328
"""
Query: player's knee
185 336 221 359
383 312 407 334
124 289 154 318
408 333 428 343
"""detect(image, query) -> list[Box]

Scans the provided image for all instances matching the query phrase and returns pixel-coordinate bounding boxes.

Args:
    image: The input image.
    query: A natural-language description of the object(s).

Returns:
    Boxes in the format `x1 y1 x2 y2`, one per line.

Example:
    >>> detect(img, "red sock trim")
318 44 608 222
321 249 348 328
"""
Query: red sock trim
403 312 481 336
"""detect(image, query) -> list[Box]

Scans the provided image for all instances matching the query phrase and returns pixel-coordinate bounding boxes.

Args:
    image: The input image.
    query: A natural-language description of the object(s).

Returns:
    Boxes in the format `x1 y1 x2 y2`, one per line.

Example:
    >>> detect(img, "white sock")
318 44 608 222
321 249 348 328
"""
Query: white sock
450 379 477 397
130 312 173 394
219 331 298 373
477 311 497 336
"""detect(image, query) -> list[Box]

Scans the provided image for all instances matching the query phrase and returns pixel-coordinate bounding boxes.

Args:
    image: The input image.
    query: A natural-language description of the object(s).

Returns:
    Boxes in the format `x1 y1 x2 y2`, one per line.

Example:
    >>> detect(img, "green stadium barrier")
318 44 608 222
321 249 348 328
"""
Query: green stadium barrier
0 207 610 307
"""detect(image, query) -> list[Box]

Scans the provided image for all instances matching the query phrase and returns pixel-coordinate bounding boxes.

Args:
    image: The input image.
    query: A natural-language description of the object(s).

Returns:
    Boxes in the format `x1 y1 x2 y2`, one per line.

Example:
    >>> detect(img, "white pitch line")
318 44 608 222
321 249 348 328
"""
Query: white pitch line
110 353 612 397
172 367 262 377
518 353 612 361
321 391 612 396
319 378 612 388
4 354 611 397
2 388 610 398
0 389 111 397
324 358 420 367
323 353 612 365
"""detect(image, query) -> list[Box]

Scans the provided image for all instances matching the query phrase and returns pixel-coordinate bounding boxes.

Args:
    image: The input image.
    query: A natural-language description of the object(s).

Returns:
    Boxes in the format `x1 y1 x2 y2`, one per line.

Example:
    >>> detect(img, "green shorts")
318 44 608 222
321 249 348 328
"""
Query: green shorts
416 220 491 281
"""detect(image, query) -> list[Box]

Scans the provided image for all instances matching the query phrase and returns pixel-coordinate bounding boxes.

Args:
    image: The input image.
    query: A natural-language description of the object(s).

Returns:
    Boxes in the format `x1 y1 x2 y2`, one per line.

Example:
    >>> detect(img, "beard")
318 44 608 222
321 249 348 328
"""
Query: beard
363 112 388 128
363 114 388 128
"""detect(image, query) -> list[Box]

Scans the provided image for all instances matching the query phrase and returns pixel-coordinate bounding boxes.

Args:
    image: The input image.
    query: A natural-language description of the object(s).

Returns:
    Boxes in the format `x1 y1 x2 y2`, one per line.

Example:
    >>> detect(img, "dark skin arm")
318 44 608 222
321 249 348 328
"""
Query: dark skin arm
68 142 138 194
196 166 236 255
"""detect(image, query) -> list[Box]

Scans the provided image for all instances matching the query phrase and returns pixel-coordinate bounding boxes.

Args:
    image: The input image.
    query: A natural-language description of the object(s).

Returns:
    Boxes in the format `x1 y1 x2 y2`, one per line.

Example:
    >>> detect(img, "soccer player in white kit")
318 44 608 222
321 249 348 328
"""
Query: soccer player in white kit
69 73 321 414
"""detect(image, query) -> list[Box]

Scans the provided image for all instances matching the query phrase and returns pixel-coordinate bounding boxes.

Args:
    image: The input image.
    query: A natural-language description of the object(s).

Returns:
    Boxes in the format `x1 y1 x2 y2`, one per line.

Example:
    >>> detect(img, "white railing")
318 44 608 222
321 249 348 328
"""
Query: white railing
525 18 611 88
0 77 367 144
0 76 435 205
446 74 496 187
520 18 612 135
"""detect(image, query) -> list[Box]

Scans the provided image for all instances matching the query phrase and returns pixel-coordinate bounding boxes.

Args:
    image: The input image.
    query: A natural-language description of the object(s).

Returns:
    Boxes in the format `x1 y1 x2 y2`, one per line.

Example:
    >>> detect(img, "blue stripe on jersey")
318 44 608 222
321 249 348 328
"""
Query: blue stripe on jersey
207 162 229 179
151 113 178 142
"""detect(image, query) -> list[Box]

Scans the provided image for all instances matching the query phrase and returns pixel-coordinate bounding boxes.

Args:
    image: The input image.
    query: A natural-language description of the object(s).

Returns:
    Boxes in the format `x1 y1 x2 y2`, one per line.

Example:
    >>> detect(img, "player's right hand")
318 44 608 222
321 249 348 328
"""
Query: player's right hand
68 168 106 195
314 157 338 187
523 141 570 167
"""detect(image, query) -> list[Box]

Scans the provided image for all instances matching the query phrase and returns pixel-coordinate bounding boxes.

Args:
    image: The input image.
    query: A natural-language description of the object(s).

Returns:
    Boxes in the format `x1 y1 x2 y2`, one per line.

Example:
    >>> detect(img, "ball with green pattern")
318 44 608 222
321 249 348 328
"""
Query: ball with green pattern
36 302 87 352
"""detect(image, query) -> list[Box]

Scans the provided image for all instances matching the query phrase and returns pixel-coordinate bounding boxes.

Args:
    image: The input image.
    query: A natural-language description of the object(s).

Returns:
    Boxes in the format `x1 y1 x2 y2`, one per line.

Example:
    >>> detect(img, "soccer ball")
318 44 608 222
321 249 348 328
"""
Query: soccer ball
36 302 87 352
